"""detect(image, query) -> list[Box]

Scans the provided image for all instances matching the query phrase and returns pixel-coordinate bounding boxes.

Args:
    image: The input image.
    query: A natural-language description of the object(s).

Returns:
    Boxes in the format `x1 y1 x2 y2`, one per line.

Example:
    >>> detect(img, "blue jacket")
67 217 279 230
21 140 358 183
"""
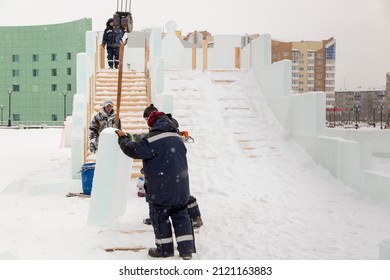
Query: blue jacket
118 115 190 206
102 26 124 48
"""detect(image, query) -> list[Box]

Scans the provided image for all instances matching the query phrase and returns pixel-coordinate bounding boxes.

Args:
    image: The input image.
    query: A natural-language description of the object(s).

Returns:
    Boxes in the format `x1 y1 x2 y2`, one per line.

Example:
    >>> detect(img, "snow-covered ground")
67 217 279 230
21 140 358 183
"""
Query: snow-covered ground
1 69 390 261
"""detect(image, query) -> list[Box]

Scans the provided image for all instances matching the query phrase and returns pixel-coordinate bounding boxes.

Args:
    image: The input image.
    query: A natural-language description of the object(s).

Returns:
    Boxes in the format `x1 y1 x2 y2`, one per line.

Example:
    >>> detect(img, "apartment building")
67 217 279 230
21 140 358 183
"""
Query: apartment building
0 18 92 126
272 37 336 109
386 73 390 117
335 88 386 123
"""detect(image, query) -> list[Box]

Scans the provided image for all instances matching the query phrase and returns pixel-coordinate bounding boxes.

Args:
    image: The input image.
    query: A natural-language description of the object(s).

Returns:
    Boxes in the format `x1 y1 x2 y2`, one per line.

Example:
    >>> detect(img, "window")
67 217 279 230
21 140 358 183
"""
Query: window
12 55 19 62
33 69 39 77
51 53 58 61
51 114 58 121
292 51 300 59
12 69 19 77
13 114 20 121
32 54 39 62
67 52 71 60
67 84 72 91
51 84 57 91
51 69 57 76
12 85 20 92
67 68 71 75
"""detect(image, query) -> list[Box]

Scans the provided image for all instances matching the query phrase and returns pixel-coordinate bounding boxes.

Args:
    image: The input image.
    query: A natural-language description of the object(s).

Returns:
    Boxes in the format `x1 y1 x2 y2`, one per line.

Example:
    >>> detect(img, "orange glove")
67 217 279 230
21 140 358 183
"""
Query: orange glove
115 130 126 137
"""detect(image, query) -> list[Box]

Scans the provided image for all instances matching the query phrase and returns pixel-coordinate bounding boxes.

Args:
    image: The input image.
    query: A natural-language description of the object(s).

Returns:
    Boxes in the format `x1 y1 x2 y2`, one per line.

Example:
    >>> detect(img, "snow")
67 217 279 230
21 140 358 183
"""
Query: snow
1 69 390 261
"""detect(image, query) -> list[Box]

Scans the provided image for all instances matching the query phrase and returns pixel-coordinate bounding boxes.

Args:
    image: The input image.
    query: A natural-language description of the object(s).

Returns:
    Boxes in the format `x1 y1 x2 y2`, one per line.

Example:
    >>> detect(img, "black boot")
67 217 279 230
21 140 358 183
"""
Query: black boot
148 248 173 258
143 218 152 225
180 253 192 260
192 217 203 228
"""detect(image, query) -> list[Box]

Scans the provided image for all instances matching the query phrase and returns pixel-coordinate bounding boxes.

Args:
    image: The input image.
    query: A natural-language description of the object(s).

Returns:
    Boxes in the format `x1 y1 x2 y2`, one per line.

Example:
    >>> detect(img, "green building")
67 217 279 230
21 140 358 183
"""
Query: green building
0 18 92 126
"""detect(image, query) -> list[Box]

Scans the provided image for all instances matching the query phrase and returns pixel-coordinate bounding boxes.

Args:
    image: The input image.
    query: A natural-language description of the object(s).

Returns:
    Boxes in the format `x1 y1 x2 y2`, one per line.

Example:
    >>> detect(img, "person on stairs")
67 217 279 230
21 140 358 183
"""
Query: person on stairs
141 104 203 229
115 110 196 260
101 18 124 69
89 99 121 153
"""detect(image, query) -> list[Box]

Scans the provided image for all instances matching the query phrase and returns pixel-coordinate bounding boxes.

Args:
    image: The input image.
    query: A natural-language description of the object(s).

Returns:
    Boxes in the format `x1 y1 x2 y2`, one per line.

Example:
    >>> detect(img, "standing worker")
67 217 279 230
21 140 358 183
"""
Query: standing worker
101 18 124 69
115 110 196 260
141 104 203 229
89 99 121 153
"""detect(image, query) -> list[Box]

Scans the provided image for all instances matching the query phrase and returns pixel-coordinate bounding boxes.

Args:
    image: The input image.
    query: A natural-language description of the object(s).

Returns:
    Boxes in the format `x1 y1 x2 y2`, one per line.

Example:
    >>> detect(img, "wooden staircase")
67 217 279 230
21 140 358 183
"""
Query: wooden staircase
87 69 150 179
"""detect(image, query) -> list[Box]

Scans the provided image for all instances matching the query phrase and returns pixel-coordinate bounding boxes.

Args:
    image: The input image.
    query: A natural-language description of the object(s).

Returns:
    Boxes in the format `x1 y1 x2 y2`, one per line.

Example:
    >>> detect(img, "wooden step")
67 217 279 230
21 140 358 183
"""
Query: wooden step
88 69 149 168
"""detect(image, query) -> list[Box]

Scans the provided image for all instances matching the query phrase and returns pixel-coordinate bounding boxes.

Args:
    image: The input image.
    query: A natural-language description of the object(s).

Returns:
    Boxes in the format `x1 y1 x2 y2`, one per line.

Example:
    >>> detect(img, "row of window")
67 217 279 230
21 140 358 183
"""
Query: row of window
291 51 322 59
292 66 324 72
292 59 316 65
10 84 72 92
2 114 60 122
12 68 72 77
12 53 72 62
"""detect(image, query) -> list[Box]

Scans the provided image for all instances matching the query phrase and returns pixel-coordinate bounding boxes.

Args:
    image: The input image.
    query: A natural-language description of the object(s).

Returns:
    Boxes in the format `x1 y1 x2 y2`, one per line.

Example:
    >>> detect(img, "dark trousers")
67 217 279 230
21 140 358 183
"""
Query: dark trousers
107 47 119 68
145 182 201 222
149 202 195 257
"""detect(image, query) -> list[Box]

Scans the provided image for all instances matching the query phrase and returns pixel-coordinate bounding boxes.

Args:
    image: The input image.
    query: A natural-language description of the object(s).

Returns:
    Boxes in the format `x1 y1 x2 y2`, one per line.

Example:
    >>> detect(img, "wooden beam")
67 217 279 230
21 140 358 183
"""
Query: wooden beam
95 37 99 73
116 42 125 127
235 47 241 69
100 45 105 70
192 46 197 70
202 39 208 72
144 38 149 75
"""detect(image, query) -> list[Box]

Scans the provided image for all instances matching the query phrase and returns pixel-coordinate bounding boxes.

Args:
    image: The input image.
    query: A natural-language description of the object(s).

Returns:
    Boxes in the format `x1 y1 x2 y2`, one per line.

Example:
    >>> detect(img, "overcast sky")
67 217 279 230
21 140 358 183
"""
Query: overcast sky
1 0 389 89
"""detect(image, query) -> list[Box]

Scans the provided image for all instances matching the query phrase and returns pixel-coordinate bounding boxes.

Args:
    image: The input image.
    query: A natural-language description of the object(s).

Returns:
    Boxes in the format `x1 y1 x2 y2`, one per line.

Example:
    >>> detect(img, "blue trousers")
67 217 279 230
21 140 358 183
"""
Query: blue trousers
149 202 196 257
107 47 119 68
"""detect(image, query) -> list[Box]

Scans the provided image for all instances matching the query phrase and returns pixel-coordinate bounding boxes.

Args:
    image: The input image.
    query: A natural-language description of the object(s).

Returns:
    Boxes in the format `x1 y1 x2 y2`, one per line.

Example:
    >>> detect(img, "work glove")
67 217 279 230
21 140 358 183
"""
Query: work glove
115 130 133 142
115 129 127 137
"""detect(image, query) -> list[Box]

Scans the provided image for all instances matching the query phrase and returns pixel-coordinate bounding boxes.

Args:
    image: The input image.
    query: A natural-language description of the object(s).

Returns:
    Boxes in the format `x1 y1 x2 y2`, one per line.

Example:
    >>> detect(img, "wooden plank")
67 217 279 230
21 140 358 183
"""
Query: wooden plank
100 45 105 70
235 47 241 69
105 247 147 252
116 42 125 127
192 46 196 70
202 39 208 72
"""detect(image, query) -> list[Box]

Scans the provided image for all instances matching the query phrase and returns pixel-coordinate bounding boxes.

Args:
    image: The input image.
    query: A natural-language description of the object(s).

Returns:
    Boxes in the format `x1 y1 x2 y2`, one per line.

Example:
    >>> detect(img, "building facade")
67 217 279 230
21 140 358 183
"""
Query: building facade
272 37 336 109
335 89 386 124
0 18 92 126
386 73 390 119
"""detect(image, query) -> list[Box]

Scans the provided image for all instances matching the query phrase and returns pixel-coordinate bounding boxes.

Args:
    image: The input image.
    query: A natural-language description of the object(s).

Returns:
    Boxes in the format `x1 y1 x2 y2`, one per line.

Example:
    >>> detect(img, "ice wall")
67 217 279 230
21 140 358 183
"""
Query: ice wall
248 32 390 204
161 21 185 69
87 128 132 226
71 52 90 179
211 35 241 69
